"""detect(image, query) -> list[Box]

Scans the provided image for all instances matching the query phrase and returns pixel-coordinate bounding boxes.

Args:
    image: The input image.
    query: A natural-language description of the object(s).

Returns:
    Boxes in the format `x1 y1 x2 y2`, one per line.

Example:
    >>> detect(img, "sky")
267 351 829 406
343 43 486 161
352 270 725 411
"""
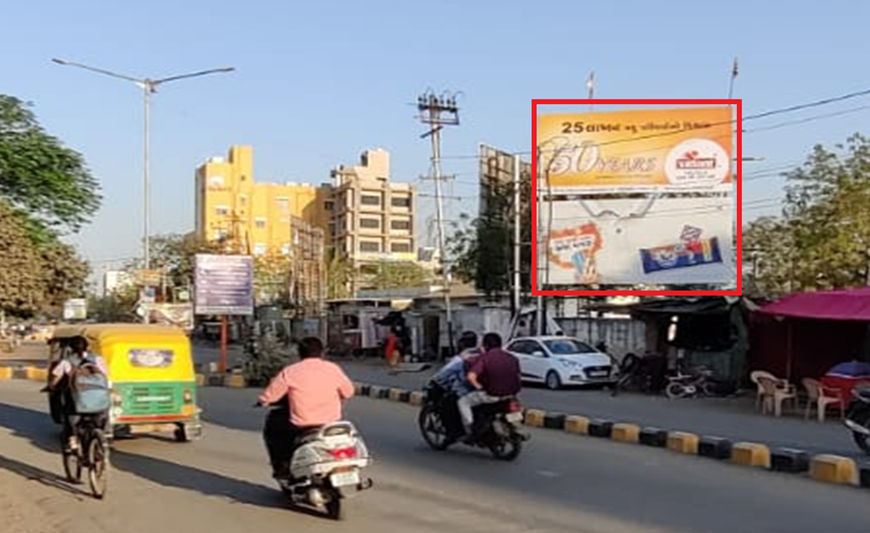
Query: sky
3 0 870 276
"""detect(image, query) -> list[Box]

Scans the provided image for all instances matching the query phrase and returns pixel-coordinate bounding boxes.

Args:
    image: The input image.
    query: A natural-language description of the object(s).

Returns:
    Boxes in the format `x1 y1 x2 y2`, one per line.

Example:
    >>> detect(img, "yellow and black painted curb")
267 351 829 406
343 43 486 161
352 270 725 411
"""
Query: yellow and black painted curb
4 366 869 490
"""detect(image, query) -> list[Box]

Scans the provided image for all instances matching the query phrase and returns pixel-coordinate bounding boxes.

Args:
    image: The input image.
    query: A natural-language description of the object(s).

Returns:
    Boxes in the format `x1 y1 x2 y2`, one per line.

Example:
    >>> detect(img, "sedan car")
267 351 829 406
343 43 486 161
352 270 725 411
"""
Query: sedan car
504 336 617 390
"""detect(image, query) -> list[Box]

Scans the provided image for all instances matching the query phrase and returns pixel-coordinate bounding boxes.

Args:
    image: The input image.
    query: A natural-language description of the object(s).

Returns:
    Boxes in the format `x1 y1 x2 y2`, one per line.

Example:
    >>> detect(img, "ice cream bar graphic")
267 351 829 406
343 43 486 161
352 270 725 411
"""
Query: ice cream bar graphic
639 237 723 274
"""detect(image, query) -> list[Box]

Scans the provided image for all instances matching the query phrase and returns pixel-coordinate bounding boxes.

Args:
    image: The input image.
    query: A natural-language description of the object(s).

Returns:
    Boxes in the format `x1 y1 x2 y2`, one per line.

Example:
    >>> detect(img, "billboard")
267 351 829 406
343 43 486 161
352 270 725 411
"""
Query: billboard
62 298 87 321
537 106 733 194
478 143 532 215
193 254 254 315
541 196 735 286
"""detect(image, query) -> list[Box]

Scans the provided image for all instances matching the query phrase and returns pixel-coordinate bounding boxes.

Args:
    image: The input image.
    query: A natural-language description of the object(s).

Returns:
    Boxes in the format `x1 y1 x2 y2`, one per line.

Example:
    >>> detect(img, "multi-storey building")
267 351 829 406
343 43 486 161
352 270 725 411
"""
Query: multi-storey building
326 149 416 274
194 145 327 255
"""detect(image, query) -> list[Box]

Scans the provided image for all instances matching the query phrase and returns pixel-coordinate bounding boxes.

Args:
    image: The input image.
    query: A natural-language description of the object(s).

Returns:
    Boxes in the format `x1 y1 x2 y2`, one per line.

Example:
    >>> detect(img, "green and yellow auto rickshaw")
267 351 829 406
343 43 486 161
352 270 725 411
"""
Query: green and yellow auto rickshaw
48 323 202 442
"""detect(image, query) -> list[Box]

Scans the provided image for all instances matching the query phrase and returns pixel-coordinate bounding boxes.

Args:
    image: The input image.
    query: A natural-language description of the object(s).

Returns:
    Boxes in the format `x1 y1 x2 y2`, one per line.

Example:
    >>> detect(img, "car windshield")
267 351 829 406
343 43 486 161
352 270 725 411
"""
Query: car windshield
544 339 596 355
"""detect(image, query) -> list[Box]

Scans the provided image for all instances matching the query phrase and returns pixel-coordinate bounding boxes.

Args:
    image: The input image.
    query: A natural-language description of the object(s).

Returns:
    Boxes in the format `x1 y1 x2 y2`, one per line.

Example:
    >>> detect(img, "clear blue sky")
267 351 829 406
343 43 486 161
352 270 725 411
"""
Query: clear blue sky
3 0 869 273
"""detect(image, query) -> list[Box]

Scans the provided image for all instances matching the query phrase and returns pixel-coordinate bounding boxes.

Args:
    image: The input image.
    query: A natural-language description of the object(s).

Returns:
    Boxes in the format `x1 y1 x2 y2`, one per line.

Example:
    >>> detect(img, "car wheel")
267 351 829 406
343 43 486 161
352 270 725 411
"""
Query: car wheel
545 371 562 390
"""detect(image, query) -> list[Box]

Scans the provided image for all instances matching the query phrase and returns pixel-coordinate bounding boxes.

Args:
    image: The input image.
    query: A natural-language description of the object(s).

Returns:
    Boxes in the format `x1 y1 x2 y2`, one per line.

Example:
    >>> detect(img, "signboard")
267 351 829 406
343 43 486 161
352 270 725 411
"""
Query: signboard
357 252 417 263
542 196 735 286
134 269 163 287
537 106 733 194
194 254 254 315
62 298 87 321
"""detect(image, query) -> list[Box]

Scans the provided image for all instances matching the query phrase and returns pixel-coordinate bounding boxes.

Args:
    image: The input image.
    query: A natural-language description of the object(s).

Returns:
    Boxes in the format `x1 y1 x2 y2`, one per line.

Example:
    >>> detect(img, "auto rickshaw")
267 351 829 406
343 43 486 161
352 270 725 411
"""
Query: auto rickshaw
48 323 202 442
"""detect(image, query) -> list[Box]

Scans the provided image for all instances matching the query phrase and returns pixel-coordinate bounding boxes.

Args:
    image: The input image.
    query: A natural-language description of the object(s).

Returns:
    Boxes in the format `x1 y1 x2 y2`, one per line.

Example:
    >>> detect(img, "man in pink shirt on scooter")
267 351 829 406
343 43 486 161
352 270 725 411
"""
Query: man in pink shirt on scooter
258 336 355 478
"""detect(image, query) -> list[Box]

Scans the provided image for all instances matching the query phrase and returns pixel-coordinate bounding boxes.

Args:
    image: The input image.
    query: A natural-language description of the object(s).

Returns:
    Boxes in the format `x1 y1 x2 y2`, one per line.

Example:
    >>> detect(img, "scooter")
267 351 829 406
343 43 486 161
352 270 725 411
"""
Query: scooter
256 402 374 520
844 385 870 455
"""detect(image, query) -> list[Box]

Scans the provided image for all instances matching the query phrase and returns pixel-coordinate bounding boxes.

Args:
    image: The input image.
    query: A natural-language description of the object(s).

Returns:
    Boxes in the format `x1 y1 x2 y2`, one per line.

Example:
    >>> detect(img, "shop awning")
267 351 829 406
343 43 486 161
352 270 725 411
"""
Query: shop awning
759 287 870 321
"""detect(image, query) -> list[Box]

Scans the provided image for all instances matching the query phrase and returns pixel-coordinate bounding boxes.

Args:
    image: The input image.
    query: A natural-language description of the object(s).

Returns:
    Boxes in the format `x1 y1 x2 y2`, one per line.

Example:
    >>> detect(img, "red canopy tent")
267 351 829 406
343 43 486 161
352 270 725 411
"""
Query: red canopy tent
752 287 870 382
759 287 870 321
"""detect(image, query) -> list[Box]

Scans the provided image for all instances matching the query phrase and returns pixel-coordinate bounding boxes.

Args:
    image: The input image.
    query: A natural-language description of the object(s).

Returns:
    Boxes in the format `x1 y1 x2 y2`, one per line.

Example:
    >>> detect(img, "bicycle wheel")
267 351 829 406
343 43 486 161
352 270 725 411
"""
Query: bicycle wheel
62 446 82 484
86 432 108 499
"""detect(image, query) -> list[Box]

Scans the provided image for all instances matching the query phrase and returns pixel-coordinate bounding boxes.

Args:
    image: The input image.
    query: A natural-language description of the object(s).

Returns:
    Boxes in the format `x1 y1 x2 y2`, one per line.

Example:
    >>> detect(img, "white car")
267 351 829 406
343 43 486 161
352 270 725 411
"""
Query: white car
504 336 616 390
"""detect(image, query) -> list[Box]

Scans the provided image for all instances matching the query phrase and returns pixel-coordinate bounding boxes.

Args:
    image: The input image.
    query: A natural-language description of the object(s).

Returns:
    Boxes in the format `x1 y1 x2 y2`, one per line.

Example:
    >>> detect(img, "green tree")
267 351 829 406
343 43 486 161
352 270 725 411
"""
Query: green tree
148 233 223 290
0 202 44 315
325 250 354 300
744 134 870 296
446 169 533 298
0 94 101 237
371 261 429 290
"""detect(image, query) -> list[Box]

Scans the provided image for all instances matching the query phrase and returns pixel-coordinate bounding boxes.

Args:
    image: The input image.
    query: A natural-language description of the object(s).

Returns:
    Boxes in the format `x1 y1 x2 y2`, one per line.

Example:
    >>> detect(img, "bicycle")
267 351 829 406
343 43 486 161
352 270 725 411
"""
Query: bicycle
62 414 109 499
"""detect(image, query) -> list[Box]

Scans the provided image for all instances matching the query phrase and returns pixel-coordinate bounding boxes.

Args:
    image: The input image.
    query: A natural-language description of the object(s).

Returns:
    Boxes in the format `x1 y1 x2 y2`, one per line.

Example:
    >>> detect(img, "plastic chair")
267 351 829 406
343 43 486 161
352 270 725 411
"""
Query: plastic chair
801 377 844 422
750 370 790 411
757 376 797 417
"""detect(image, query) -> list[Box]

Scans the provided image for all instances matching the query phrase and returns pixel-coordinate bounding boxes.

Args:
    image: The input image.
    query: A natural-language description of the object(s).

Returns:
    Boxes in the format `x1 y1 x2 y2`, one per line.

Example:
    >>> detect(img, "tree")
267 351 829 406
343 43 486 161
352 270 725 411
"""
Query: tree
371 261 429 290
0 94 101 237
0 202 44 315
446 168 533 298
148 233 223 290
0 201 90 317
325 250 354 300
744 134 870 296
253 252 292 304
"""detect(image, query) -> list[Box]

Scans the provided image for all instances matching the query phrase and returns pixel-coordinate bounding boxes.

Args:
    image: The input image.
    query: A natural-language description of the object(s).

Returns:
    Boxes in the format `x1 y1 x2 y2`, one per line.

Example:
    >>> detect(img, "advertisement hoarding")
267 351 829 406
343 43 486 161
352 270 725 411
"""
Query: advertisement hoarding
193 254 254 315
541 196 735 286
62 298 87 321
537 106 733 194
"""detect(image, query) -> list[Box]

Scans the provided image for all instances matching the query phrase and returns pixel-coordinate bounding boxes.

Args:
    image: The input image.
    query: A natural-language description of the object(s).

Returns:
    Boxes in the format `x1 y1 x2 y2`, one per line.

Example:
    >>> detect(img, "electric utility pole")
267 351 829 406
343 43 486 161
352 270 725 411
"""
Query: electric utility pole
417 90 460 359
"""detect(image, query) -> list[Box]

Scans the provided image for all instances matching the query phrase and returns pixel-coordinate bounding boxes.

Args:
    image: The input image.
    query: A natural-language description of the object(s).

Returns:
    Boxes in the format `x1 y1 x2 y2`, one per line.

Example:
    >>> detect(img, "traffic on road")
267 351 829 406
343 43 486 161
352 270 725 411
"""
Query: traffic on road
3 376 870 533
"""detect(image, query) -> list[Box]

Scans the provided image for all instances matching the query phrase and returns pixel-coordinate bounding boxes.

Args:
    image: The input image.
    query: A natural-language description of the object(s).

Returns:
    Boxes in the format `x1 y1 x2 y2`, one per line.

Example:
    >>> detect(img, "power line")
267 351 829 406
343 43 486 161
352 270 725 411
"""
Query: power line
438 84 870 161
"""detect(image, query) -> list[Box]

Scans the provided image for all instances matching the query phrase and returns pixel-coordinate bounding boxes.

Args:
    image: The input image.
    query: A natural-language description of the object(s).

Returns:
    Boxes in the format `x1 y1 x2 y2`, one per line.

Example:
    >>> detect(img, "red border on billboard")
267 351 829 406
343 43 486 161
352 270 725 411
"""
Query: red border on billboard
531 99 743 297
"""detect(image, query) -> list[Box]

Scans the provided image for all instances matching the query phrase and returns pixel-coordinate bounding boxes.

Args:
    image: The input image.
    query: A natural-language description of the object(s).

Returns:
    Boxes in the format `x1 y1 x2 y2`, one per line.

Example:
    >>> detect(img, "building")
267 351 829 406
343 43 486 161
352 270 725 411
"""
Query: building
326 149 416 274
194 145 327 255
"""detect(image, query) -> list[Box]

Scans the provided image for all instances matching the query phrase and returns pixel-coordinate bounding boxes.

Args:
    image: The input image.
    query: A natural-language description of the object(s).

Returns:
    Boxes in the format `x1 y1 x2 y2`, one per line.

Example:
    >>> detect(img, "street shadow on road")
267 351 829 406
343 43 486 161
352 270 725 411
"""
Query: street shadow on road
0 401 60 455
0 452 92 499
110 448 321 517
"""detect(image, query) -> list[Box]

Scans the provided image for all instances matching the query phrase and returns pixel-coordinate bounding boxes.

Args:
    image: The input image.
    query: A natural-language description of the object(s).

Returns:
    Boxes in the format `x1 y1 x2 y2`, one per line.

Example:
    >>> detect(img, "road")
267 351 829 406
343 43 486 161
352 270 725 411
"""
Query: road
7 342 862 458
2 380 870 533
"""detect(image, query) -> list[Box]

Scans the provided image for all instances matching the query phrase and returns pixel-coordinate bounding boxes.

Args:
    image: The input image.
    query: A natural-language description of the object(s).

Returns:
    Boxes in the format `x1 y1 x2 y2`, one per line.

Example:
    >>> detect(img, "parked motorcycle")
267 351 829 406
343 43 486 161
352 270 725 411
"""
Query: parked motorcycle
844 386 870 455
257 402 374 520
417 381 529 461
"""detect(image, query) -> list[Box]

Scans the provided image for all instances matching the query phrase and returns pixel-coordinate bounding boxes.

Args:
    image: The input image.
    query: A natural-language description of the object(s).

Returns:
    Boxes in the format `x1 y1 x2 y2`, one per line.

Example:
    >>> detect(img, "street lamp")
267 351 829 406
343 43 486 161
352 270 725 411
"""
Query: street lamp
51 58 235 277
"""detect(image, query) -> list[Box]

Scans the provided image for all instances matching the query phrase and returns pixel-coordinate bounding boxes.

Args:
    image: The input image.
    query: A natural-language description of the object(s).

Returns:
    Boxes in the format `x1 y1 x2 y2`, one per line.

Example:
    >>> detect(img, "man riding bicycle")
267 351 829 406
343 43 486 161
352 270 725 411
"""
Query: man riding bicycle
48 336 110 451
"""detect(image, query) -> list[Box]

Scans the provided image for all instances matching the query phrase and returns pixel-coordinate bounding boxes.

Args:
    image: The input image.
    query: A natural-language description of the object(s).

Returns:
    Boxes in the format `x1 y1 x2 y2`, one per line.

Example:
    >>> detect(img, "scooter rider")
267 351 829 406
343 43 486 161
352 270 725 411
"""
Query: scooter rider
257 336 355 479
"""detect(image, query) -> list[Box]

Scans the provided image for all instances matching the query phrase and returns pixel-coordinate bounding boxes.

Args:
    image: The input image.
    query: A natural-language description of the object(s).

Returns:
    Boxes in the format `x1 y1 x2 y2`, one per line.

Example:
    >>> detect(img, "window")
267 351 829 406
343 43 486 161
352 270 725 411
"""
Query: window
543 339 596 355
360 241 381 253
254 243 267 256
276 198 289 211
255 218 267 229
325 201 335 212
208 175 224 187
391 219 411 231
360 218 380 229
391 196 411 208
215 206 229 216
391 242 412 253
281 243 291 255
213 230 228 241
361 194 381 206
240 196 247 206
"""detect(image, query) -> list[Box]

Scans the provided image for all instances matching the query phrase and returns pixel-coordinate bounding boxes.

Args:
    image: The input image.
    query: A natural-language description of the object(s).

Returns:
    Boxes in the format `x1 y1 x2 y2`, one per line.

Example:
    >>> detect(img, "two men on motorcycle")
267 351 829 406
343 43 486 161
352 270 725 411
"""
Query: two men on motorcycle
258 336 355 479
431 331 522 441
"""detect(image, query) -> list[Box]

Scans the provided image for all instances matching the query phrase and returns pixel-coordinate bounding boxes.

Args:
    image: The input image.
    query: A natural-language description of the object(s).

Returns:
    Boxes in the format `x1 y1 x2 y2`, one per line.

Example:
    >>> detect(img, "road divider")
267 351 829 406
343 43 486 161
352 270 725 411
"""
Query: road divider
810 454 858 486
667 431 700 455
731 442 771 468
611 423 641 443
4 367 869 491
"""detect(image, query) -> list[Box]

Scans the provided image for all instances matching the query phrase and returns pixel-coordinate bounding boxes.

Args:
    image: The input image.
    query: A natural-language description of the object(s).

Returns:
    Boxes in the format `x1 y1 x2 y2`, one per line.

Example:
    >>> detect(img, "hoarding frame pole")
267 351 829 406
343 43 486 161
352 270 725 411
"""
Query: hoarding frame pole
219 315 228 374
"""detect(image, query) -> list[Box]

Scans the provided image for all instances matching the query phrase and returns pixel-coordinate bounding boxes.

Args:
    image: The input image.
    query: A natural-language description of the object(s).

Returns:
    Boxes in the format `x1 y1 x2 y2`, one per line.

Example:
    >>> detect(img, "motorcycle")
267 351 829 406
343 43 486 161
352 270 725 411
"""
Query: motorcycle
257 401 374 520
843 385 870 455
417 380 529 461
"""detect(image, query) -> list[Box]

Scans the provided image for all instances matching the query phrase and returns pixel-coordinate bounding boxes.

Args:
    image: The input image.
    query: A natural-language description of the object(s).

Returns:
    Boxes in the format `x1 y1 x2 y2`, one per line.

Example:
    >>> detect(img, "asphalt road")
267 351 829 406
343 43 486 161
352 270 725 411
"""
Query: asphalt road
2 380 870 533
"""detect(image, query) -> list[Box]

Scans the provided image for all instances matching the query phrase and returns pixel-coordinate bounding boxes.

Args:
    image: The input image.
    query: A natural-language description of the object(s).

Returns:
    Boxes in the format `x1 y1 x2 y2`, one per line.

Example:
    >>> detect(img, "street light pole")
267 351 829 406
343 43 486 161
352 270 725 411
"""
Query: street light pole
51 58 234 269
